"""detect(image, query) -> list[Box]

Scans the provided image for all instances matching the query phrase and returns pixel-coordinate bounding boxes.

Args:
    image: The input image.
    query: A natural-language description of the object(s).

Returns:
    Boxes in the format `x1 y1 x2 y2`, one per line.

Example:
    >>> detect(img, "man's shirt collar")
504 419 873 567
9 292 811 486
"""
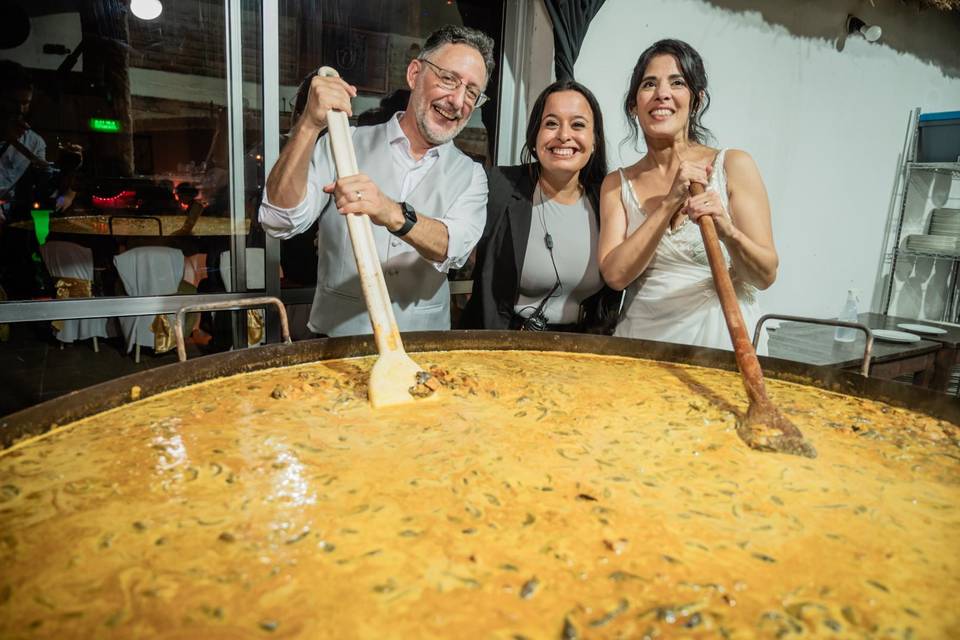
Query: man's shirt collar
387 112 445 160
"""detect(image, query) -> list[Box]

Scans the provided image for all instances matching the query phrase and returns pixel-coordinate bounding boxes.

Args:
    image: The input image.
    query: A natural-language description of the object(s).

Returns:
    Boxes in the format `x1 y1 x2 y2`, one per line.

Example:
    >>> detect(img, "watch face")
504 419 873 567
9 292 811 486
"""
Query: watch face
392 202 416 236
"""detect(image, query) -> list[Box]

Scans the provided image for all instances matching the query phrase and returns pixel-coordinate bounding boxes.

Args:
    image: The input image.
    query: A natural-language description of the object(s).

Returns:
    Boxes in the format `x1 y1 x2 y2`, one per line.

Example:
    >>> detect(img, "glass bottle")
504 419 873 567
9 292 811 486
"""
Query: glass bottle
834 289 860 342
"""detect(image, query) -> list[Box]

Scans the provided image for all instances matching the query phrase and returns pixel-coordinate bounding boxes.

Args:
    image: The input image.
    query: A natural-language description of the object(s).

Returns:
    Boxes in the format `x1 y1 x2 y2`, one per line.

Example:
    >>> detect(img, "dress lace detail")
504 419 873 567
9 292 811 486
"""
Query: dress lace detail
613 149 766 353
618 149 732 269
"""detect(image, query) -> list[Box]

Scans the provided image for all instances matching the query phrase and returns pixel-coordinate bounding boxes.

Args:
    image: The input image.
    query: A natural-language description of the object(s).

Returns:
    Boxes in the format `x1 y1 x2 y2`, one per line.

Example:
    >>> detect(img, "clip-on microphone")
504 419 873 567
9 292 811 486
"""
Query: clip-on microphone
521 231 561 331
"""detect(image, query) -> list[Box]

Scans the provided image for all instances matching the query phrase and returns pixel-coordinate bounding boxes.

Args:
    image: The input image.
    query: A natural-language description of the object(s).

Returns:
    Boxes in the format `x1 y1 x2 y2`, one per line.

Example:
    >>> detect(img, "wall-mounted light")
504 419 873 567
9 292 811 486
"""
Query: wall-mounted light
131 0 163 21
846 15 882 43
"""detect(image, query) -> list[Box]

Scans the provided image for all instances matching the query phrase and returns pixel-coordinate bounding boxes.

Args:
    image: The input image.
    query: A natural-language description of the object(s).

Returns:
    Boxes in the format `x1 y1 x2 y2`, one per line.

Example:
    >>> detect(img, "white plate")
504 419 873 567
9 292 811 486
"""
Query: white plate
907 234 956 244
932 207 960 218
872 329 921 343
906 235 960 254
896 322 947 335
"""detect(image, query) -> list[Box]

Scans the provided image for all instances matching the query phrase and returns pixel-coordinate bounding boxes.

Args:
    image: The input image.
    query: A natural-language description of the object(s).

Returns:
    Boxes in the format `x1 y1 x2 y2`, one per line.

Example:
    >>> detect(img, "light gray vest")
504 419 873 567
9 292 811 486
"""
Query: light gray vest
309 122 475 336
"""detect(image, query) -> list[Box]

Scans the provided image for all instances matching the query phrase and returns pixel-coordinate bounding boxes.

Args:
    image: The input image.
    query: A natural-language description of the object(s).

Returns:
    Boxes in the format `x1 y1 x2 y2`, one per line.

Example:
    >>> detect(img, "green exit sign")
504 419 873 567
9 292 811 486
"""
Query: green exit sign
89 118 122 133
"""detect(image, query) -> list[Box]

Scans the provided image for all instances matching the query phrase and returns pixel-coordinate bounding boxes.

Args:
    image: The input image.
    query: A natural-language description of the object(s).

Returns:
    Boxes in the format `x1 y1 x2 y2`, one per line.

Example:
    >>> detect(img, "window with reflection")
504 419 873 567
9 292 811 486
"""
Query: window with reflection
0 0 263 351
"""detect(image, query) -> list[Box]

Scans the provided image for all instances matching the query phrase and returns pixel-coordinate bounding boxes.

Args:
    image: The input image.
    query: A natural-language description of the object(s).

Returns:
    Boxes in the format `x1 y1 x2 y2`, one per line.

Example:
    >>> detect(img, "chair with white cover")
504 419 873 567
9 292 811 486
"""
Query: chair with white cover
182 253 208 289
180 252 208 335
39 241 109 350
113 246 185 362
220 248 266 346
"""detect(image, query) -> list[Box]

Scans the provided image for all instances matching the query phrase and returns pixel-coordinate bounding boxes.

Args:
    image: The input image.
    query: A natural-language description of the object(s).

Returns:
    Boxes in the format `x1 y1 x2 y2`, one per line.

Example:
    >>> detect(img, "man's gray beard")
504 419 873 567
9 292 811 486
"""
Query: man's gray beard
415 103 467 146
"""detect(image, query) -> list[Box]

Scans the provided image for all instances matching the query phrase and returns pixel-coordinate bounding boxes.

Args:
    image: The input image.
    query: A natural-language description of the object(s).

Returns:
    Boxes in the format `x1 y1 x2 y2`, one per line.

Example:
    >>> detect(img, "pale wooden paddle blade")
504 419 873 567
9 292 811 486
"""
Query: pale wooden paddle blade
368 350 430 408
736 402 817 459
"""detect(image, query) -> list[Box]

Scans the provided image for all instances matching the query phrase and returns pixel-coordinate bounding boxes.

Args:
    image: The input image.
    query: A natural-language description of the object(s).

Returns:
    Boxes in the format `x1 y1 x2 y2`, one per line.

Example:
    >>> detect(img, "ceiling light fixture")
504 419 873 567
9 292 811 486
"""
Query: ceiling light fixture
131 0 163 21
846 15 882 43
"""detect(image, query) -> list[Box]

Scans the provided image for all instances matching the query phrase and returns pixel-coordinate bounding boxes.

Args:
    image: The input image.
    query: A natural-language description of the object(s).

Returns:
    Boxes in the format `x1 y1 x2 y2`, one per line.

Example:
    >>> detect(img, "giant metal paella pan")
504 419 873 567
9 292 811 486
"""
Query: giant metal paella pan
1 331 958 638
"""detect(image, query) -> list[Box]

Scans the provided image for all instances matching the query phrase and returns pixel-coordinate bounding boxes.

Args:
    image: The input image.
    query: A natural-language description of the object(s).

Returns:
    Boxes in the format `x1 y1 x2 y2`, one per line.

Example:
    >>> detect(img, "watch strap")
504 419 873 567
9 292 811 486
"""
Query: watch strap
391 201 417 237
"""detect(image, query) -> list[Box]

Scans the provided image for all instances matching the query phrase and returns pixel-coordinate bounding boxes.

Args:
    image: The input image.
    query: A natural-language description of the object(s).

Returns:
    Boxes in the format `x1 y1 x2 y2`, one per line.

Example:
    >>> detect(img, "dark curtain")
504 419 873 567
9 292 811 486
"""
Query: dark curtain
542 0 608 81
457 1 505 163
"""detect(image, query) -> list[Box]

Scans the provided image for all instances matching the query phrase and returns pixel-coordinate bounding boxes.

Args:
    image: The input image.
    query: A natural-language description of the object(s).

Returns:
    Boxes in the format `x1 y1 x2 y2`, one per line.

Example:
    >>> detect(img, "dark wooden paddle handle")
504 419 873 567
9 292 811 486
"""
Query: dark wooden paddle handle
690 182 769 404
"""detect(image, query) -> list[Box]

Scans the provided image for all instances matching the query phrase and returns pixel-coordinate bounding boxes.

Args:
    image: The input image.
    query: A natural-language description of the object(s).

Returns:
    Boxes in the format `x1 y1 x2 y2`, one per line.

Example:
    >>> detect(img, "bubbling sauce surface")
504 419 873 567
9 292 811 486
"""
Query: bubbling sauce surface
1 351 958 638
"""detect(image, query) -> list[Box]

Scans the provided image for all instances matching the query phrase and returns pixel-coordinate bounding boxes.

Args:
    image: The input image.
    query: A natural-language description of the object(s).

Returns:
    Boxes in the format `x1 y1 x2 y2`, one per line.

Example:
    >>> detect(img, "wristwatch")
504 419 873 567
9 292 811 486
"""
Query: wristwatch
391 201 417 237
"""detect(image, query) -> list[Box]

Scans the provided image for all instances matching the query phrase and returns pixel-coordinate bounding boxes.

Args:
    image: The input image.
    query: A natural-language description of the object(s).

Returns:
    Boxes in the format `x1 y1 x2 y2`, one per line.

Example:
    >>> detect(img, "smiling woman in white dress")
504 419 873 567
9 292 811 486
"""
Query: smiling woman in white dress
598 39 779 353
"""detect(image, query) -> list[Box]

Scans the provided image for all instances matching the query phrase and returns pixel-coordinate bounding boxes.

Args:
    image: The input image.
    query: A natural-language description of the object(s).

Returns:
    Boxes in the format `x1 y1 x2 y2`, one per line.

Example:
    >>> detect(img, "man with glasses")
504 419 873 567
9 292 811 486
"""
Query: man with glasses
260 25 494 336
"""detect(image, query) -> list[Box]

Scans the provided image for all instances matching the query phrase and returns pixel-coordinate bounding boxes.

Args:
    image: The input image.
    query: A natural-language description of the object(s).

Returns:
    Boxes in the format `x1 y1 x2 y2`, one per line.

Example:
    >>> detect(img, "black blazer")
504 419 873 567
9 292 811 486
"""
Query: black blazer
459 164 621 333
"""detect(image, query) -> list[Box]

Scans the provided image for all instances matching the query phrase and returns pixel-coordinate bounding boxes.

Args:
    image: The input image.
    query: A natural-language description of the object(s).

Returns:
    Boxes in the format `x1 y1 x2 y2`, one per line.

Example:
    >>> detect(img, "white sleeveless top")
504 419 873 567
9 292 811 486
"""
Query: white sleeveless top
613 149 767 354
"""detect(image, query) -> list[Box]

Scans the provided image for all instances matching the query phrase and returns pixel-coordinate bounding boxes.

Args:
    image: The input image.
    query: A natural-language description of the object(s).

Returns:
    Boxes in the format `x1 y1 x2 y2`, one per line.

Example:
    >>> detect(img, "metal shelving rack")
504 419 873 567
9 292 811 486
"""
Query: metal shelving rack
882 109 960 321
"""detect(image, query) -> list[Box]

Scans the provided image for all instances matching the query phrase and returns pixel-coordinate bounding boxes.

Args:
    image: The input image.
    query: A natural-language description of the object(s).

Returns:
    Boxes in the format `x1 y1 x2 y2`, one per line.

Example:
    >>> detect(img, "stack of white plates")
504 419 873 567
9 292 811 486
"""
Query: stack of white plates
905 234 960 255
929 207 960 237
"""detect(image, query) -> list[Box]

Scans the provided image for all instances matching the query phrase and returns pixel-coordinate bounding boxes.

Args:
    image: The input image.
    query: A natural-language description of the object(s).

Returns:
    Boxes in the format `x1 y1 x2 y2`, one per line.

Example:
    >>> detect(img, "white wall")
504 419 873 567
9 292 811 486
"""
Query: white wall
571 0 960 320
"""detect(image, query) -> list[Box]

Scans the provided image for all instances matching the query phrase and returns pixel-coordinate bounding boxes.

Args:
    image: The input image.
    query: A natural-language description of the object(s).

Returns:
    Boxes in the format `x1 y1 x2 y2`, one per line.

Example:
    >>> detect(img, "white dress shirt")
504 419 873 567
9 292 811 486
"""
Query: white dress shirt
259 112 486 272
0 130 46 222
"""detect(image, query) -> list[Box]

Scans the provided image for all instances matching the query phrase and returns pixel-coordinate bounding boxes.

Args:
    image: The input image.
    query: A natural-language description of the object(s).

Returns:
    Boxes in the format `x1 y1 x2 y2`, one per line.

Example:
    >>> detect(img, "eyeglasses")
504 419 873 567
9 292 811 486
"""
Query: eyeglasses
419 58 489 108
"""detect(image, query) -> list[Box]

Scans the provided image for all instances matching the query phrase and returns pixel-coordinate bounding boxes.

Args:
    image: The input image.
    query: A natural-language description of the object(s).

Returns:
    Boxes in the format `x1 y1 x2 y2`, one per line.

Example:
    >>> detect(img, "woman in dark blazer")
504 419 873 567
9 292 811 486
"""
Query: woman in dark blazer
460 80 620 333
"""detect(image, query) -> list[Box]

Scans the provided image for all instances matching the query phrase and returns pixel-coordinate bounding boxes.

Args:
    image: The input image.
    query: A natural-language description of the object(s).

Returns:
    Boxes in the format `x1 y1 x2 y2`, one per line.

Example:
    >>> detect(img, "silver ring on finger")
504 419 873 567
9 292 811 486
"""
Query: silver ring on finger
355 191 363 202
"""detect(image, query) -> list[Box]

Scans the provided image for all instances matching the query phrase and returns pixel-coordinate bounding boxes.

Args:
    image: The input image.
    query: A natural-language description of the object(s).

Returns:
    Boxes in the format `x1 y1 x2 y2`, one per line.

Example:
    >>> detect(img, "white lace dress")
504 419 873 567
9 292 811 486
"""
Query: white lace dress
613 149 767 354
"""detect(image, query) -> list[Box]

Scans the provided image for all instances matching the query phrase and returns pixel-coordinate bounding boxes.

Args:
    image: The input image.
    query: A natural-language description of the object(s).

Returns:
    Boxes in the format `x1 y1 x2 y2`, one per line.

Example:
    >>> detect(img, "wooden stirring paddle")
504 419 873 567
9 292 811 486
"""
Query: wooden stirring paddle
318 67 435 408
690 181 816 458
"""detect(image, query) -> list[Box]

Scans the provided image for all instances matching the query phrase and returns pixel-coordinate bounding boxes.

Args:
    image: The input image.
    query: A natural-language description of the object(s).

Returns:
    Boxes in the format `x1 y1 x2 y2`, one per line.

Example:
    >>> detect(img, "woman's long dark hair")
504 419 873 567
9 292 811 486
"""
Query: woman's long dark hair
623 39 712 147
520 79 608 189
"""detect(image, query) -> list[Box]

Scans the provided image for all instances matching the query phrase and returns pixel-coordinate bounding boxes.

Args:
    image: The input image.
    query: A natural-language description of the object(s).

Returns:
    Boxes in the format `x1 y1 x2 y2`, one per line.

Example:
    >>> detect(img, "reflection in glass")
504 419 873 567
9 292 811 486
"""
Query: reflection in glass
0 2 267 310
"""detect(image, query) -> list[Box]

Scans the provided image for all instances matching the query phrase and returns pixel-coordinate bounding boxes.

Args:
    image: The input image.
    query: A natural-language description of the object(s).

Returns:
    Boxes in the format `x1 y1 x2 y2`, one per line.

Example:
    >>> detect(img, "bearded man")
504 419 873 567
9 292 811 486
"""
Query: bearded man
260 25 494 336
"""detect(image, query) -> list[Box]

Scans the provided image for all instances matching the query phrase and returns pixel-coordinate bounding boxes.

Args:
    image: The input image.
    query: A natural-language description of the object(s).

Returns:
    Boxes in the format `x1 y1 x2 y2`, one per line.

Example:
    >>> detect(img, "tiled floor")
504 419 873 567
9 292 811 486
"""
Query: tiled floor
0 322 202 417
